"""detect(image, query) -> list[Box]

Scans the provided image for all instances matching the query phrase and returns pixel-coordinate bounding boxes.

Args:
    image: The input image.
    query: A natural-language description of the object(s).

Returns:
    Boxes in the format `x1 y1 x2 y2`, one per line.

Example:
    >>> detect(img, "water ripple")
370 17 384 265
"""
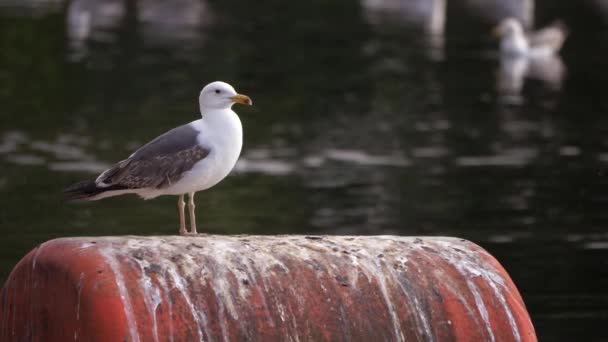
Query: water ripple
456 148 538 167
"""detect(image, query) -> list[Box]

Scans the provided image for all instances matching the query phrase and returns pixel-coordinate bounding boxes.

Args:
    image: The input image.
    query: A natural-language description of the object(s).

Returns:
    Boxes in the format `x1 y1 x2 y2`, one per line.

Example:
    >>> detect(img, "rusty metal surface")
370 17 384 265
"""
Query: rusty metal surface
0 235 537 341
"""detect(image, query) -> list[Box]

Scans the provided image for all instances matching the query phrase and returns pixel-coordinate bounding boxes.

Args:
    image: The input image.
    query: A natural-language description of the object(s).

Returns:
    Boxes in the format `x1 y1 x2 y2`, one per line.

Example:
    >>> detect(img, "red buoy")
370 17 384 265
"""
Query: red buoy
0 235 536 341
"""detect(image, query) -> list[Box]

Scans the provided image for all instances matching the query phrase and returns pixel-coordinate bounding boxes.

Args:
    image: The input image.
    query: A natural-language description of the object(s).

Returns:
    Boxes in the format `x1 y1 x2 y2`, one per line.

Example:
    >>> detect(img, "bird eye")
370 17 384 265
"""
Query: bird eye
215 89 221 94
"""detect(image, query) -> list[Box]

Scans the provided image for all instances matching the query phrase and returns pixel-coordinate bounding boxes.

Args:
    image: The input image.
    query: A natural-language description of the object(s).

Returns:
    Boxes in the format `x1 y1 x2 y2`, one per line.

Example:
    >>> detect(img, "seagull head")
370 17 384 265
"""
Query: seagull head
493 18 524 39
199 81 252 111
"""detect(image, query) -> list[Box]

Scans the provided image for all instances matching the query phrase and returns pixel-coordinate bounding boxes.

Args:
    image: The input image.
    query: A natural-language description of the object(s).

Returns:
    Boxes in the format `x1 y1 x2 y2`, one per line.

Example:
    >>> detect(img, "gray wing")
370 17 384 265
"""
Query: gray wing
96 124 210 189
527 21 568 51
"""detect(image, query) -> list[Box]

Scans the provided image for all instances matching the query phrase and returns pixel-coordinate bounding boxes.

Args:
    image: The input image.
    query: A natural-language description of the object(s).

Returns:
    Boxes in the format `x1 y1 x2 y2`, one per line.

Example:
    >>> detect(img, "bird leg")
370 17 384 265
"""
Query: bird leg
178 194 187 235
188 192 197 234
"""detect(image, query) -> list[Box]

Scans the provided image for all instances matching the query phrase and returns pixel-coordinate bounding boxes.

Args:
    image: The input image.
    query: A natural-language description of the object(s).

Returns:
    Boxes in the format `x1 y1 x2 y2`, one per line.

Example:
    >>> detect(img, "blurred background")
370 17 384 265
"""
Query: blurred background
1 0 607 340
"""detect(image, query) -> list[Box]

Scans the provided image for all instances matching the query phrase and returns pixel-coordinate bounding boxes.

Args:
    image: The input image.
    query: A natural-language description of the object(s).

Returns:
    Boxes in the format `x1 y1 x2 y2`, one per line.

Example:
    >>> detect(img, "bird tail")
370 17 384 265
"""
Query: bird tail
63 180 127 201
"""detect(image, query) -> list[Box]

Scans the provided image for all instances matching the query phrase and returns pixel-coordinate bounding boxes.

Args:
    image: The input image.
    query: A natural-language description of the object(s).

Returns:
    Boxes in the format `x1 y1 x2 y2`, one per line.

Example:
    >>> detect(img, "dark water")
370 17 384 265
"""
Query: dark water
1 0 608 340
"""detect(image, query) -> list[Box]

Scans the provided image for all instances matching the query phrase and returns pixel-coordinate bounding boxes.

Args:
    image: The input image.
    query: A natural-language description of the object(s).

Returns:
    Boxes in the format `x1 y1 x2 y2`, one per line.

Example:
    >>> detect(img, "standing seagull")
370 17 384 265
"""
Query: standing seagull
493 18 568 57
64 81 252 235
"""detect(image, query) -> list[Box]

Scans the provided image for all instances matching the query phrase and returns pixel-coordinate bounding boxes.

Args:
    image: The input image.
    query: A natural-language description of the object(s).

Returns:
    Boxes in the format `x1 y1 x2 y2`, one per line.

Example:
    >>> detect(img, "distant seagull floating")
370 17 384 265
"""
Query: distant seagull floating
64 81 252 235
493 18 568 57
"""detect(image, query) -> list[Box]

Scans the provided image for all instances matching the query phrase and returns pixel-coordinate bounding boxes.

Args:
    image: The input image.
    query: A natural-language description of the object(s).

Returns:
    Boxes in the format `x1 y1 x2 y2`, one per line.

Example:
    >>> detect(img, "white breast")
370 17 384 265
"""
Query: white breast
501 34 529 56
166 109 243 195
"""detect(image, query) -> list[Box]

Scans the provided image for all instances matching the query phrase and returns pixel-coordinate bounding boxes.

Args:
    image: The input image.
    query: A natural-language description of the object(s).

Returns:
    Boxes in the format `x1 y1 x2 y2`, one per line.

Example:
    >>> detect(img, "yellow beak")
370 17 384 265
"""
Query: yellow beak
230 94 253 106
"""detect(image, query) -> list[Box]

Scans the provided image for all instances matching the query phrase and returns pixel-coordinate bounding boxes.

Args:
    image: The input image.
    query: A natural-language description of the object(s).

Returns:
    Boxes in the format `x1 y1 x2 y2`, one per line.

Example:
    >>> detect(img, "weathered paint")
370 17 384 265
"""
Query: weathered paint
0 235 537 341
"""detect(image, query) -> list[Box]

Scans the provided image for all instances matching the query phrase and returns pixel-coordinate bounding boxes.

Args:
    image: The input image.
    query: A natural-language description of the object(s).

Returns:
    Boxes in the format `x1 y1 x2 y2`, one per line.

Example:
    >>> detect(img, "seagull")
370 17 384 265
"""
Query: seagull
64 81 252 235
493 18 568 57
496 53 566 103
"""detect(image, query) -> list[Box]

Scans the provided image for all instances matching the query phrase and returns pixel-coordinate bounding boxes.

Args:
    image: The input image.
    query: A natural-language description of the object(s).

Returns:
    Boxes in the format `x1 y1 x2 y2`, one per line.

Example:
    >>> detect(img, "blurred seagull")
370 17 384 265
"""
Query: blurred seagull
496 54 566 103
64 81 252 235
494 17 568 57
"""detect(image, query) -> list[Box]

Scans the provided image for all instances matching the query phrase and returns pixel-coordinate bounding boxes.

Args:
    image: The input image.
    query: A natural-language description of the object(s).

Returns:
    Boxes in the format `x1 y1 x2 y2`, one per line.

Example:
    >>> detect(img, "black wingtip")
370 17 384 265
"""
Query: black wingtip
64 180 130 201
63 180 99 201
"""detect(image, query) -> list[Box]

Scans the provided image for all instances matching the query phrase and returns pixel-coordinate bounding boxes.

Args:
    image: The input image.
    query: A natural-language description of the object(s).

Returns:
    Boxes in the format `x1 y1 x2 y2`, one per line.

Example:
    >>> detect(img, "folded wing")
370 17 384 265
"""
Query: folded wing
96 124 210 190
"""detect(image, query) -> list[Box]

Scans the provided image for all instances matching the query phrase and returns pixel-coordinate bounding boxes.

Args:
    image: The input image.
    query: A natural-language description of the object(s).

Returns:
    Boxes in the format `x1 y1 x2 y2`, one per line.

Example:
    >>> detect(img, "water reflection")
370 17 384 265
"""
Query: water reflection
67 0 210 60
456 147 538 166
592 0 608 18
235 156 294 176
583 241 608 249
463 0 534 28
5 154 46 166
237 148 410 177
67 0 125 60
138 0 211 46
1 0 608 340
0 131 27 154
362 0 445 60
0 130 110 174
0 0 61 16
